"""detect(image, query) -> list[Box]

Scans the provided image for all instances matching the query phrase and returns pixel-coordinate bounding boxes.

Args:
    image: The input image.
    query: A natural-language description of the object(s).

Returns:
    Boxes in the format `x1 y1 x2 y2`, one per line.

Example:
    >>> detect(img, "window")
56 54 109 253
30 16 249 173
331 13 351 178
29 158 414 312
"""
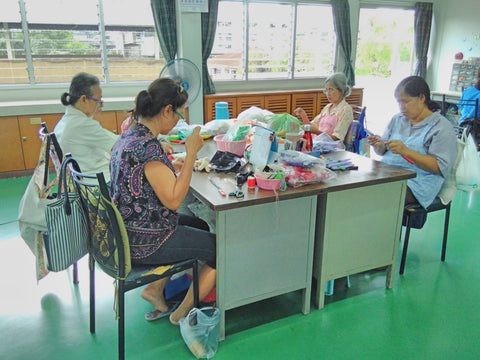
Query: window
208 0 336 81
0 0 164 85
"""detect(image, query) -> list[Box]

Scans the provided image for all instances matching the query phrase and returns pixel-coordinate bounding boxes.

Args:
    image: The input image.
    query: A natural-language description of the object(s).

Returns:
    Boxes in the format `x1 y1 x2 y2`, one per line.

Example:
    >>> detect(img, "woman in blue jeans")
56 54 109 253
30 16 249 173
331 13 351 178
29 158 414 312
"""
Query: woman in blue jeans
110 78 216 325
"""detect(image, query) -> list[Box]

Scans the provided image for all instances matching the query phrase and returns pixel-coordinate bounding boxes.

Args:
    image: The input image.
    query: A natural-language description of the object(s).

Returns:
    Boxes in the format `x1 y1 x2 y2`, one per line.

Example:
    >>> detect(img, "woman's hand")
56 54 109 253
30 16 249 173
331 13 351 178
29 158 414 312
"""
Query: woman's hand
294 107 309 123
185 126 204 156
367 135 387 155
161 141 174 154
385 139 408 155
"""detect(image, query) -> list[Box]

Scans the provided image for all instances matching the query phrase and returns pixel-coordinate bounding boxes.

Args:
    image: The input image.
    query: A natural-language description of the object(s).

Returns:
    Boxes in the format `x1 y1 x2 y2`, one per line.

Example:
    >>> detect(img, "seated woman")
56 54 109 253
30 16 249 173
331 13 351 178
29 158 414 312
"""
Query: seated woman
109 78 216 325
54 72 118 181
458 66 480 125
294 72 353 141
367 76 458 209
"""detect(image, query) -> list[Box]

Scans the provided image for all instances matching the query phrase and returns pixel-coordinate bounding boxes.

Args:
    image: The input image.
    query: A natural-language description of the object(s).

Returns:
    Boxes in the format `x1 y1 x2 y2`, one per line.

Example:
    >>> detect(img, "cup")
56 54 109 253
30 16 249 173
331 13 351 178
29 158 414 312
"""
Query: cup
215 102 229 120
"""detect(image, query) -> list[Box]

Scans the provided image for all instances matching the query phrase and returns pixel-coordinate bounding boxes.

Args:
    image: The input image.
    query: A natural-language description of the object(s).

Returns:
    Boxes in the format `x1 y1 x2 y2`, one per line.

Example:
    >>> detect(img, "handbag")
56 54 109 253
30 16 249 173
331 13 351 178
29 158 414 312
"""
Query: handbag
179 307 220 359
455 129 480 192
44 157 88 272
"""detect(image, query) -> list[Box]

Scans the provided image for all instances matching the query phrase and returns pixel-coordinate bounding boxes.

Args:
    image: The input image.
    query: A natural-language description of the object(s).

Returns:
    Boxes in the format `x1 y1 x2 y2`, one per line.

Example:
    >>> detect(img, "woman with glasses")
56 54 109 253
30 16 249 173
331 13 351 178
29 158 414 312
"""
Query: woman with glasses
54 72 118 180
294 72 353 141
110 78 216 325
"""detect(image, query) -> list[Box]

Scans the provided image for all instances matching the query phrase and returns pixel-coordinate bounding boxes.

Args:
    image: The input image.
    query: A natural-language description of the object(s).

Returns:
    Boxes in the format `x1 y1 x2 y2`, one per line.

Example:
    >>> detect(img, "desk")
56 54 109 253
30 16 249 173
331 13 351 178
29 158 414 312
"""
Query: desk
189 150 415 339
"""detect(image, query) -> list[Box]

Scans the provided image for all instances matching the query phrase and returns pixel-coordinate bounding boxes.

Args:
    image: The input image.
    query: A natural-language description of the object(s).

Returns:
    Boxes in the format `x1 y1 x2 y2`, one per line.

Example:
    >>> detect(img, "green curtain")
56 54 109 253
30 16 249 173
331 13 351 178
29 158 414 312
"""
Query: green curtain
201 0 219 94
151 0 177 62
331 0 355 86
413 2 433 79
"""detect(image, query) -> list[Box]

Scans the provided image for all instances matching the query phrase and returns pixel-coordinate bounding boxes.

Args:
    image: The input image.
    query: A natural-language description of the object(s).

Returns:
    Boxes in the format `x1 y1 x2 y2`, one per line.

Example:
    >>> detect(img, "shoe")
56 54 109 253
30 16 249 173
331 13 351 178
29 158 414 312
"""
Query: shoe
145 301 180 321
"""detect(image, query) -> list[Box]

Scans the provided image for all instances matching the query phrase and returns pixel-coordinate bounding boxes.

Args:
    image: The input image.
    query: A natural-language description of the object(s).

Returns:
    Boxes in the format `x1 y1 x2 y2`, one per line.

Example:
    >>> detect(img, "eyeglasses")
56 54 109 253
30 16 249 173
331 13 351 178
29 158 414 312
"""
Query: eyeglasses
87 96 104 106
323 88 338 95
175 109 185 120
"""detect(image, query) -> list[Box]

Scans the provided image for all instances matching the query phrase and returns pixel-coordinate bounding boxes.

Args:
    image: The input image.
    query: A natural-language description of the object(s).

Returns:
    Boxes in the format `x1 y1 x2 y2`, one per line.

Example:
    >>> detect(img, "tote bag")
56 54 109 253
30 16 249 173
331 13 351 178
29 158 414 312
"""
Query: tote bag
44 157 88 272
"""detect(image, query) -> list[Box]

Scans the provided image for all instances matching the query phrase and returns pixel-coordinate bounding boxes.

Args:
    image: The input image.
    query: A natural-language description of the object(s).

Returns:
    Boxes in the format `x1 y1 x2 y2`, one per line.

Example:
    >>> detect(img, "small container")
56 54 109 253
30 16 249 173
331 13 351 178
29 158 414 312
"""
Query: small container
247 176 256 189
215 102 229 120
303 124 313 152
214 134 247 157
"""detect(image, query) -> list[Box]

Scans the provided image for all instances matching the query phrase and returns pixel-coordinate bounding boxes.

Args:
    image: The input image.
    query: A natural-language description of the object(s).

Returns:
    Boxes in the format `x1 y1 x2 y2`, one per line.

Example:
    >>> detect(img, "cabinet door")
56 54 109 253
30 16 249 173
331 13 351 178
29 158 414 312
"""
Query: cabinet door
237 96 264 115
291 92 318 119
116 110 130 134
18 114 62 170
346 88 363 108
317 92 330 114
0 117 25 172
264 94 291 114
94 111 117 134
204 96 237 123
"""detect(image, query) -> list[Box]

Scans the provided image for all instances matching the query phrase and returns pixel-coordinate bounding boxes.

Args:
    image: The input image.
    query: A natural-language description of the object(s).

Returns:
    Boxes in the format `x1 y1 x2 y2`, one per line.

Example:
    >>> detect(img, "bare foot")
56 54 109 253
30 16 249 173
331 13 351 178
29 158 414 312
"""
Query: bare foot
169 303 191 326
141 287 169 313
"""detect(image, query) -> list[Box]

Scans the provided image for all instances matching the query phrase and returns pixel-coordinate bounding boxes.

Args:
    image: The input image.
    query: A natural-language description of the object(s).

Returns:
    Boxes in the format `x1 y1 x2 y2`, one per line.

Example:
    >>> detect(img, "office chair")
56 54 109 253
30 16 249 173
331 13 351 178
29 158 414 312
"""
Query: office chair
67 154 199 360
399 197 451 275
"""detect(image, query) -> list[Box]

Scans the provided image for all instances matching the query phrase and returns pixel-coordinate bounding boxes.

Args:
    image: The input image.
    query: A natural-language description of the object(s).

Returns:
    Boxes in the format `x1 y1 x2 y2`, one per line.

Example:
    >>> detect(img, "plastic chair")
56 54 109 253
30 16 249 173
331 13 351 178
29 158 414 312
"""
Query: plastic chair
399 197 451 275
38 122 80 284
67 154 199 360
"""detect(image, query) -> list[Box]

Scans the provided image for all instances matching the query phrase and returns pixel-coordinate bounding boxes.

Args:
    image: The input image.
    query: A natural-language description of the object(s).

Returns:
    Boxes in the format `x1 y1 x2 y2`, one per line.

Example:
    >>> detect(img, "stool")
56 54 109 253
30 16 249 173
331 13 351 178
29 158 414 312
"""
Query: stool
325 277 351 296
399 197 451 275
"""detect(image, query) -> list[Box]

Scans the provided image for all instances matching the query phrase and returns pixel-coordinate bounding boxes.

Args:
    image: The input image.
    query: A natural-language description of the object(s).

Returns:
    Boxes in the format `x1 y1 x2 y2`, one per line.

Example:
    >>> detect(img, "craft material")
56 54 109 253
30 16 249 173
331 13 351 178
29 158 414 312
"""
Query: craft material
208 177 226 196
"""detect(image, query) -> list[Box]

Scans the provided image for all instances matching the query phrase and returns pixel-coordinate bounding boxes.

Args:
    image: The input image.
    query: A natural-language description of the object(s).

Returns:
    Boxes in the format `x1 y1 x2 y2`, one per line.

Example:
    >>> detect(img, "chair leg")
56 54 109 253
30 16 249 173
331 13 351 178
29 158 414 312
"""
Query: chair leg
73 262 79 284
399 216 412 275
325 280 334 296
89 256 96 334
192 260 199 307
441 204 451 262
118 281 125 360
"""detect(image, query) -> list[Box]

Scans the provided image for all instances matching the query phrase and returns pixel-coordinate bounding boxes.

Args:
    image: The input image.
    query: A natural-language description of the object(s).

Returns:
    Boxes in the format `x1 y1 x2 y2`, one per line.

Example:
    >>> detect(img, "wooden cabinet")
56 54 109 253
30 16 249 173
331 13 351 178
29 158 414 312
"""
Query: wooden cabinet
203 88 363 123
18 113 62 170
0 110 120 176
0 117 25 172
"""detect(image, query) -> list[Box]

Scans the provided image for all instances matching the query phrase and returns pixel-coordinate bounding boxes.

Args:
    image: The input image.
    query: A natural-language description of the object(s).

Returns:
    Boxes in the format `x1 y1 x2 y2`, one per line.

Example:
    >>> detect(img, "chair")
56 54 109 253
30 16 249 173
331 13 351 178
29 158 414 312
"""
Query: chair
443 95 479 146
399 197 451 275
38 122 79 284
345 105 367 154
67 154 199 360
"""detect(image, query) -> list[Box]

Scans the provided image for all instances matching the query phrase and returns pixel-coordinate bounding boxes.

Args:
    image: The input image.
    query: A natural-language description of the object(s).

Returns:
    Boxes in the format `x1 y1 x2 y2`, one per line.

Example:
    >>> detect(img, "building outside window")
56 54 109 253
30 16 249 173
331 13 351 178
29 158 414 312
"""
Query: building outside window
0 0 164 85
208 0 336 82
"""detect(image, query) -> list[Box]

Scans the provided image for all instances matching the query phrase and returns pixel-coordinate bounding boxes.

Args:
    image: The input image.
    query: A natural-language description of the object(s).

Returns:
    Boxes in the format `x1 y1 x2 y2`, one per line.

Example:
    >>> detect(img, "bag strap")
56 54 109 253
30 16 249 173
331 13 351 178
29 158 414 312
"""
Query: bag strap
56 155 82 215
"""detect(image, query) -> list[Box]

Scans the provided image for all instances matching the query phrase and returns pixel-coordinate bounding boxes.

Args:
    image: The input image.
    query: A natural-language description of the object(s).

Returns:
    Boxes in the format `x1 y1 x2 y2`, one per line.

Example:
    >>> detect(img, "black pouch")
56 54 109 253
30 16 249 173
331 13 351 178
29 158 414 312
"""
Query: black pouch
209 151 247 173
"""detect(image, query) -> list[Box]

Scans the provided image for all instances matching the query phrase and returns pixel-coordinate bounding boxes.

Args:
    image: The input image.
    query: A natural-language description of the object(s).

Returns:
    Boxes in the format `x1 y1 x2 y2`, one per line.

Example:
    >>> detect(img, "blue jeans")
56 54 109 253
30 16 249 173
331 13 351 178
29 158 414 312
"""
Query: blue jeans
133 215 216 269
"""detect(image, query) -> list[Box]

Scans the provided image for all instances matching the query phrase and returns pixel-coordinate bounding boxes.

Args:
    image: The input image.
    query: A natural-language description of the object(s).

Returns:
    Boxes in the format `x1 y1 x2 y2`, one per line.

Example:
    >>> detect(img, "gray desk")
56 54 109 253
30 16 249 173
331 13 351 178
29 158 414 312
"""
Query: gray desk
189 149 415 339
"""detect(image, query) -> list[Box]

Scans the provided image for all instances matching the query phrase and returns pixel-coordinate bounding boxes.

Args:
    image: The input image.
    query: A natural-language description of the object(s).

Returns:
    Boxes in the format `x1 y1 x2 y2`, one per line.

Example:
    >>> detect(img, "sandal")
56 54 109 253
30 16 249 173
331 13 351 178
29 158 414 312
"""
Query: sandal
145 301 180 321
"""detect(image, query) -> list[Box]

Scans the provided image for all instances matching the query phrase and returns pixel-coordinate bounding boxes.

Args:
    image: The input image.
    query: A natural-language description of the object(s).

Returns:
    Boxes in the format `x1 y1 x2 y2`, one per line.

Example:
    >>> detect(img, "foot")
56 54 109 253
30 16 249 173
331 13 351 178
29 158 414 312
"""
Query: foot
141 287 170 314
145 301 180 321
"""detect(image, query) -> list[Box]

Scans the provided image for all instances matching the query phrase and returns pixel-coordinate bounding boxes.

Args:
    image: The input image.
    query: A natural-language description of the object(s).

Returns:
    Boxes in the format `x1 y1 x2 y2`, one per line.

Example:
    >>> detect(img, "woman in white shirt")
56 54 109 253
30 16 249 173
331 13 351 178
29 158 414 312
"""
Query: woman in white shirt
54 72 118 180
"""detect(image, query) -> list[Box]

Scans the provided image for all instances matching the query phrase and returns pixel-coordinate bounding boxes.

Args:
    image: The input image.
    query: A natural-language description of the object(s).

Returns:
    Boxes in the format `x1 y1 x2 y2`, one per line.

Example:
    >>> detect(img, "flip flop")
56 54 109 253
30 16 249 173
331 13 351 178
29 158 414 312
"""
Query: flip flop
145 301 180 322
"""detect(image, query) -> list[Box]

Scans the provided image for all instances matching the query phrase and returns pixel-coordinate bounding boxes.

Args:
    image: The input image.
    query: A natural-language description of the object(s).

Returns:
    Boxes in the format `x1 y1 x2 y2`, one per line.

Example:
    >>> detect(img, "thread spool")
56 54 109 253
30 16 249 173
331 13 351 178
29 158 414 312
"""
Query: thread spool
247 176 256 190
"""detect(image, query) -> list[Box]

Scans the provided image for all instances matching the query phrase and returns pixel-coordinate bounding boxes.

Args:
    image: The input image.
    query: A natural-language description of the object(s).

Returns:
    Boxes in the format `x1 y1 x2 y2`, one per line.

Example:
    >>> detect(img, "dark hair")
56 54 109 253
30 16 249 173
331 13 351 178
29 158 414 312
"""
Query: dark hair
60 72 100 106
395 76 440 112
130 78 188 122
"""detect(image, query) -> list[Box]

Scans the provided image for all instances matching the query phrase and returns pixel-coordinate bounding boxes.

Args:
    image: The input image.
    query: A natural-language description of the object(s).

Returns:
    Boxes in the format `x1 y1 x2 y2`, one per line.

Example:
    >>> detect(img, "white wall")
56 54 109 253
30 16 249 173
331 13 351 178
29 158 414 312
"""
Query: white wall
428 0 480 91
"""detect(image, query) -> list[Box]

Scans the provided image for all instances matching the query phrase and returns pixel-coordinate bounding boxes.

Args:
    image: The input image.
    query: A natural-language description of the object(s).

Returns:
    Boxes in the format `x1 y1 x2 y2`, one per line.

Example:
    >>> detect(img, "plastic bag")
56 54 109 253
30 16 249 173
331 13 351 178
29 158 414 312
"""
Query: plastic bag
237 106 273 123
455 130 480 191
264 113 302 137
279 150 324 168
179 307 220 359
283 163 336 188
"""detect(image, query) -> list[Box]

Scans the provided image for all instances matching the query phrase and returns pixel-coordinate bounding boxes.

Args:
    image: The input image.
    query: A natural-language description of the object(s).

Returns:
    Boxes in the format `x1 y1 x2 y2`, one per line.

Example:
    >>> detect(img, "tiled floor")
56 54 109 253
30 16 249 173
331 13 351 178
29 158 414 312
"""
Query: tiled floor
1 176 479 360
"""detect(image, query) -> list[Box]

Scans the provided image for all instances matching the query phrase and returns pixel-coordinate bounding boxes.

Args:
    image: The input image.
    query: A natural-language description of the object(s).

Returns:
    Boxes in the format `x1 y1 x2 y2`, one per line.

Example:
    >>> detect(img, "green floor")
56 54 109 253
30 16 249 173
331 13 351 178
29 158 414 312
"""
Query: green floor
1 176 479 360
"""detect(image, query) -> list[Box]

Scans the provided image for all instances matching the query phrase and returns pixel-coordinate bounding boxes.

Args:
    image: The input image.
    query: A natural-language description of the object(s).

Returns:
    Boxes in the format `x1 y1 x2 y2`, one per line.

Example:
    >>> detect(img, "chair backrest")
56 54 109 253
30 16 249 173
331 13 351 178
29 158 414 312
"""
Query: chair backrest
67 154 131 280
345 105 367 153
34 122 63 197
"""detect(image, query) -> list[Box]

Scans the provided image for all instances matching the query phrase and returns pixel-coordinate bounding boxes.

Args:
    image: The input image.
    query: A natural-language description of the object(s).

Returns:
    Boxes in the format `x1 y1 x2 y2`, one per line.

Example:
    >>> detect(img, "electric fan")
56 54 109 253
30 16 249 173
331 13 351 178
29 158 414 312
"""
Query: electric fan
159 58 201 106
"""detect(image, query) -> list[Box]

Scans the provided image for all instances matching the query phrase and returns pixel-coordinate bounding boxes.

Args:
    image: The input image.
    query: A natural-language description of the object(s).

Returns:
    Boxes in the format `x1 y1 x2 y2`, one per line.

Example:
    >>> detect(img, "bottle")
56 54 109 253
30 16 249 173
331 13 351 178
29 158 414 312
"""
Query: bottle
303 124 313 152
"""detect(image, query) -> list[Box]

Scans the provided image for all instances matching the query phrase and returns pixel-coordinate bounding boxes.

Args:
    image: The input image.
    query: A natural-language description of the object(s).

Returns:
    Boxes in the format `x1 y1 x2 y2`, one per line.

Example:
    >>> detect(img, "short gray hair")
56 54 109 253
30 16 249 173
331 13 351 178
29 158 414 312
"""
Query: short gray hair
326 72 351 98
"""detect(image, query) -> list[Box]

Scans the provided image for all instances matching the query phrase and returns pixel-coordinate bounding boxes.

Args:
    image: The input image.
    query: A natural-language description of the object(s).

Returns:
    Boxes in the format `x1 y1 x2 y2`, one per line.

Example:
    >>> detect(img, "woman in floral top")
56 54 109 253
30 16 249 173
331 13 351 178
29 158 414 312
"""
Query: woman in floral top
295 72 354 141
110 78 216 325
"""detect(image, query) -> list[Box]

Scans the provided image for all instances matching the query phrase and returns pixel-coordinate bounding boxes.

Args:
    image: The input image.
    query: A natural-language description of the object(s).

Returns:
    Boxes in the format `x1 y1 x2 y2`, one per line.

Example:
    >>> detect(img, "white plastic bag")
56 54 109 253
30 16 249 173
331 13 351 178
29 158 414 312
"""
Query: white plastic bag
179 307 220 359
456 131 480 191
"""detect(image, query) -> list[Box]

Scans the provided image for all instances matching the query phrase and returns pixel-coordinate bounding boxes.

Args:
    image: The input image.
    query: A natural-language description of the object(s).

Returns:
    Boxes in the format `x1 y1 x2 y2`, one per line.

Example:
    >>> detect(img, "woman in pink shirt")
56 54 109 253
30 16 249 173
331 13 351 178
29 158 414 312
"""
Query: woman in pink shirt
295 72 353 141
